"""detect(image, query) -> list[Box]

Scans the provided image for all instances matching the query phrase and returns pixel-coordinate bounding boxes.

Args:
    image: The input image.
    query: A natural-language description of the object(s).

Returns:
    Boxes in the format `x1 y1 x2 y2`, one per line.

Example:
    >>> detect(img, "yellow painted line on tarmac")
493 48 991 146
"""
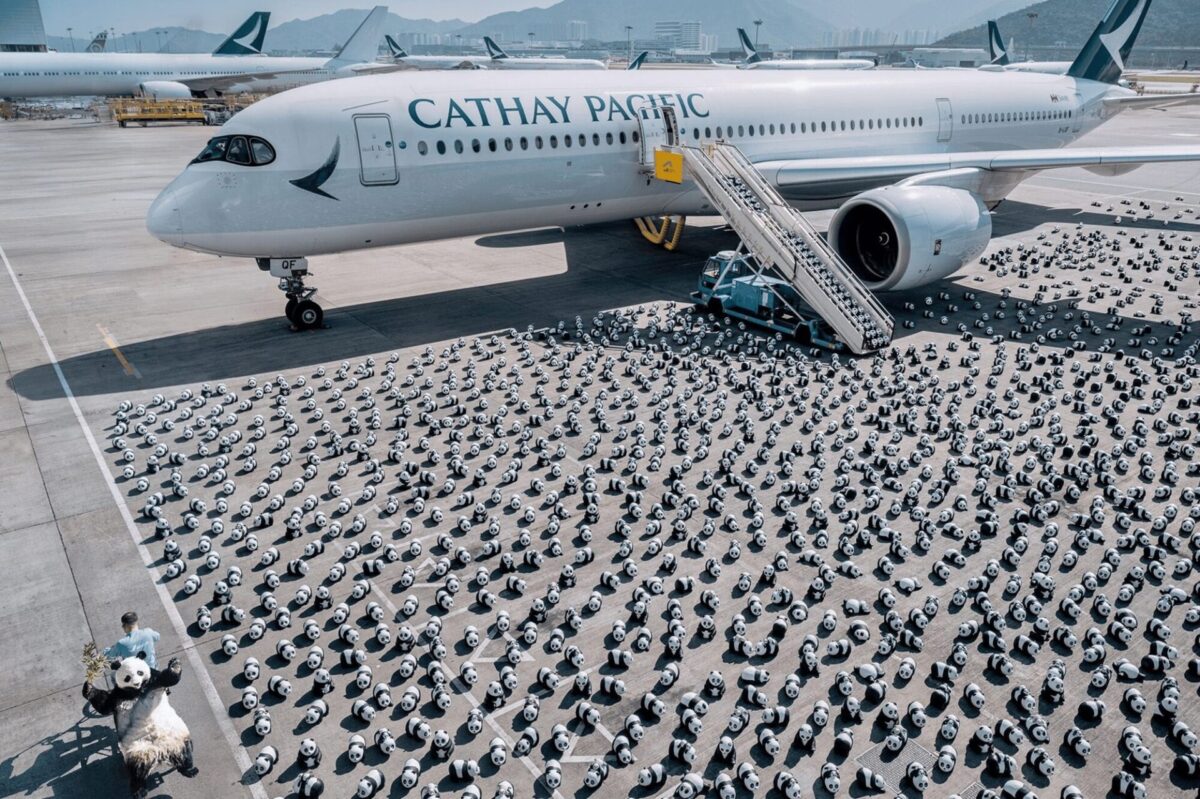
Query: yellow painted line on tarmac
97 323 142 378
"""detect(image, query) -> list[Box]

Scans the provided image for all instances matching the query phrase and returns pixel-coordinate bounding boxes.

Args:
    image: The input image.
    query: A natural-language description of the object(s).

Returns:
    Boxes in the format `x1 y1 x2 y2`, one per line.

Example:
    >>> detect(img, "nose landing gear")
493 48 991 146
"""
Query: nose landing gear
257 257 324 330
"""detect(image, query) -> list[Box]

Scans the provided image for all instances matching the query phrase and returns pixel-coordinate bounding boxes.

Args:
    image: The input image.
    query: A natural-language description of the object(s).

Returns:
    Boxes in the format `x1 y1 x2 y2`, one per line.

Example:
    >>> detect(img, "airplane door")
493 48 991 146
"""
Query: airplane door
637 104 679 170
354 114 398 185
936 98 953 143
1072 92 1084 133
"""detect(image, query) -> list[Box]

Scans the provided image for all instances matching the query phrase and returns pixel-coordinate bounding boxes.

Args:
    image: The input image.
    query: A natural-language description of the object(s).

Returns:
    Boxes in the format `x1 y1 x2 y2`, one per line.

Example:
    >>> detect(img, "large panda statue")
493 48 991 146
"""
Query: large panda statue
82 655 197 798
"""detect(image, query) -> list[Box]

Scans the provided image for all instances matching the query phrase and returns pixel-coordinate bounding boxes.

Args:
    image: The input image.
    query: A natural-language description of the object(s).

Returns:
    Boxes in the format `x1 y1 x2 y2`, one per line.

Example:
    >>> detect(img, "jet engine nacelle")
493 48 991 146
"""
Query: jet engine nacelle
139 81 194 100
829 185 991 292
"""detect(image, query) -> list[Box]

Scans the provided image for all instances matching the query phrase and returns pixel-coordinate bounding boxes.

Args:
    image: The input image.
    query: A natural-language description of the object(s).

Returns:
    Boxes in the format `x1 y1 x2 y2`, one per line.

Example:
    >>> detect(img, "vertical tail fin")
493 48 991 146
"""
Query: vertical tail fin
627 51 648 70
213 11 270 55
86 30 107 53
483 36 509 60
987 21 1010 65
385 34 408 59
328 6 388 65
737 28 761 64
1067 0 1152 84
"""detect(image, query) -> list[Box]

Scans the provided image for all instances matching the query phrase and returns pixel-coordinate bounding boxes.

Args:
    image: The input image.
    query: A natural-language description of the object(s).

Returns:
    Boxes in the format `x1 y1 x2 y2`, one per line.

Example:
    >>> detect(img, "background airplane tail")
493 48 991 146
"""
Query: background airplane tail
483 36 509 59
627 51 648 70
737 28 762 64
327 6 388 66
385 34 408 59
987 21 1010 65
86 31 107 53
213 11 269 55
1068 0 1152 84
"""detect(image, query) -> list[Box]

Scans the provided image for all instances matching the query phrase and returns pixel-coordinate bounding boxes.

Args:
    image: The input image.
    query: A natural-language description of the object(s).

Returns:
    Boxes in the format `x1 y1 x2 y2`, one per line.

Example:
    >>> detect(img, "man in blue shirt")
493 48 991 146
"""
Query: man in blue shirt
104 611 161 670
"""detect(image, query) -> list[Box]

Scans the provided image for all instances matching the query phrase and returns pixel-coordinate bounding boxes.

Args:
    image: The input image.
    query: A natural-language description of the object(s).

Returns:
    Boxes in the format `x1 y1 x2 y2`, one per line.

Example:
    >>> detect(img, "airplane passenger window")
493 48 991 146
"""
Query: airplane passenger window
520 137 528 150
578 134 585 147
790 123 796 134
759 125 765 135
488 138 497 152
550 135 558 148
593 133 600 146
436 141 446 155
618 132 627 144
535 136 544 148
472 139 481 153
504 138 513 151
738 125 744 137
607 132 614 145
564 135 572 148
632 130 639 142
417 141 428 155
769 124 776 135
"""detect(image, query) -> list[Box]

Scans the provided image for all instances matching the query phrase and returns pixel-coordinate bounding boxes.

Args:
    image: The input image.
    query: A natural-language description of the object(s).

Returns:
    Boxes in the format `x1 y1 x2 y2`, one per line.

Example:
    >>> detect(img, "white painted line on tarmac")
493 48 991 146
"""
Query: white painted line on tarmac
1 244 268 799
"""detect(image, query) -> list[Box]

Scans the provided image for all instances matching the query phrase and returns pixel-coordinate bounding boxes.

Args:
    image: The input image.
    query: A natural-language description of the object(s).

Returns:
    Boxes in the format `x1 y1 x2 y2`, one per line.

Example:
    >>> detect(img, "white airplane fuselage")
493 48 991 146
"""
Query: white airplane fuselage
148 68 1122 258
392 55 608 71
0 51 342 98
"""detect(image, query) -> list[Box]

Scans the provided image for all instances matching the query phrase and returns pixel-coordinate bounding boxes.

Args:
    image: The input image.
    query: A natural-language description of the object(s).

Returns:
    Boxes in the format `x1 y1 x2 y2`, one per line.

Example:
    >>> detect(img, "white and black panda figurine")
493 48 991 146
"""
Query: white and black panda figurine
82 656 196 798
296 737 322 770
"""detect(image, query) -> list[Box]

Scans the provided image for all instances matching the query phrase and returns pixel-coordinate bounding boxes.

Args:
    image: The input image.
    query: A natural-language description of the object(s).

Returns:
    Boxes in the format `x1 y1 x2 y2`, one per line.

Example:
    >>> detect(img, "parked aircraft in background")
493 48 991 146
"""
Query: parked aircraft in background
983 20 1073 74
716 27 875 71
482 37 608 70
0 7 392 99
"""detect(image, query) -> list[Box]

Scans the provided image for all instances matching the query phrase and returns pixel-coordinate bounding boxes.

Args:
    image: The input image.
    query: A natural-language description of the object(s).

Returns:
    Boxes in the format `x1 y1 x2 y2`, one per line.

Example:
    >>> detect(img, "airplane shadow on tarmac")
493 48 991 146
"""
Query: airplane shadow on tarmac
8 217 1195 403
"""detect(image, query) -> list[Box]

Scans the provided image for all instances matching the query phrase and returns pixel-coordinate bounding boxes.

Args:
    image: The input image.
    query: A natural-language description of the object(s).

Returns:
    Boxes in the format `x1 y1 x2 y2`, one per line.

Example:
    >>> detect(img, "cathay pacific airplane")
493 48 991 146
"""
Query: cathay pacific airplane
481 37 608 70
0 7 391 99
148 0 1200 330
729 27 875 71
380 35 607 71
983 20 1073 75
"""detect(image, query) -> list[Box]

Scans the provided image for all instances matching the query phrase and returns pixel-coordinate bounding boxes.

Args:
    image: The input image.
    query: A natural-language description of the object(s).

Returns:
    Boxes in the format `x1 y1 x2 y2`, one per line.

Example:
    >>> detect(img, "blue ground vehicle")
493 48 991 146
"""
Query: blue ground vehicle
693 250 843 350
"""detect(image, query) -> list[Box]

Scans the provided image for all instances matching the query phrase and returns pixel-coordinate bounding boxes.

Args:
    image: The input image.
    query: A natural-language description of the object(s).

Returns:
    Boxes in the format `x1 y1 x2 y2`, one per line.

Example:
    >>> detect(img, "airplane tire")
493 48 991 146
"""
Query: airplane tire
285 298 297 324
293 300 323 330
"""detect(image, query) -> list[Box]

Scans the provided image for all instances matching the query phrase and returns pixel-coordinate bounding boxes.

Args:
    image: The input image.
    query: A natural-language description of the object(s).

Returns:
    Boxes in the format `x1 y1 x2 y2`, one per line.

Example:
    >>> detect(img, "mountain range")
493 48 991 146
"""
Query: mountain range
939 0 1200 49
41 0 1200 55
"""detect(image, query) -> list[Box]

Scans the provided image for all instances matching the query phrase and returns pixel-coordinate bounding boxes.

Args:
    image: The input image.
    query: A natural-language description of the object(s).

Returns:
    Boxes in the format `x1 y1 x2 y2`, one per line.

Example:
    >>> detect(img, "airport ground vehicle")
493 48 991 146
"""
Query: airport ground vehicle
694 250 842 349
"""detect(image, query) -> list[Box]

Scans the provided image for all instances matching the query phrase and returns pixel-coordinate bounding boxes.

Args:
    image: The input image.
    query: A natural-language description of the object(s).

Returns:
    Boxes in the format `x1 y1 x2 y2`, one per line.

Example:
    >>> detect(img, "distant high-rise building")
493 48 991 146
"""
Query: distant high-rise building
567 20 588 42
1 0 48 52
654 20 704 51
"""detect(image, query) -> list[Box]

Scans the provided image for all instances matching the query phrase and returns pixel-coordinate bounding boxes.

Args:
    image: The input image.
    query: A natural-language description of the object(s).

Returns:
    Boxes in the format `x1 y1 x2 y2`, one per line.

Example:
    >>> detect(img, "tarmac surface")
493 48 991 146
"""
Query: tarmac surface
2 107 1200 799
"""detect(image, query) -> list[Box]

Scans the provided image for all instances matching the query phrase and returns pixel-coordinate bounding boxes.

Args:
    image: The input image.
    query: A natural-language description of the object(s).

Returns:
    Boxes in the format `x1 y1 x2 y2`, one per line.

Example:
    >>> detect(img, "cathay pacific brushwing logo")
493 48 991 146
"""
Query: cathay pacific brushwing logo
1099 0 1148 73
290 139 339 200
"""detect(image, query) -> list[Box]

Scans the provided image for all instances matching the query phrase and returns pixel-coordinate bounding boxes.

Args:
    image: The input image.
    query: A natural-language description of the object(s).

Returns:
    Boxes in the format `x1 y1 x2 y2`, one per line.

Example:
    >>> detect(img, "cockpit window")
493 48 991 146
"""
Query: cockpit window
193 137 228 163
250 139 275 165
191 135 276 167
226 136 251 165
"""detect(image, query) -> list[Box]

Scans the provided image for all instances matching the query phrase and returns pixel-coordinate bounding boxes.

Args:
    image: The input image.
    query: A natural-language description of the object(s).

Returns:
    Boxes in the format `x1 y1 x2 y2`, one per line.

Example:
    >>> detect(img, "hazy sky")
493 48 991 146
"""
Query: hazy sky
38 1 557 36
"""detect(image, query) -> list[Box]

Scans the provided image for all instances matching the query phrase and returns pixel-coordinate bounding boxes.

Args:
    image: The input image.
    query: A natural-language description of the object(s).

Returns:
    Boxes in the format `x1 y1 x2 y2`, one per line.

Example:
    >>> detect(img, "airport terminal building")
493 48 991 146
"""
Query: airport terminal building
0 0 48 52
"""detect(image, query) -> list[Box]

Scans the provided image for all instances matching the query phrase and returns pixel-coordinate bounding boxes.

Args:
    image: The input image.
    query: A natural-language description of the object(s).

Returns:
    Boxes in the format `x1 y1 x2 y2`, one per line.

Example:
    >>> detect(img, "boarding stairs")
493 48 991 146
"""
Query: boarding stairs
677 141 893 353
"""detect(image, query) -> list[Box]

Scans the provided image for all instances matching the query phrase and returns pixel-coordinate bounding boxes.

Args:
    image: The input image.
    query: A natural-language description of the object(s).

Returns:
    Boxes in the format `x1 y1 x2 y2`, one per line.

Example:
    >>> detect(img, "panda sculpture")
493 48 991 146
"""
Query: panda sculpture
82 656 196 798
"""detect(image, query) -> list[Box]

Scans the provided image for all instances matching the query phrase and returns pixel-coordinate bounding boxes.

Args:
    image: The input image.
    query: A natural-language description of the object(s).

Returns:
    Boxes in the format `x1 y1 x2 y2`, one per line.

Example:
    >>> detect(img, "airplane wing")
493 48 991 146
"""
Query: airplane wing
1104 93 1200 110
761 145 1200 199
175 71 304 93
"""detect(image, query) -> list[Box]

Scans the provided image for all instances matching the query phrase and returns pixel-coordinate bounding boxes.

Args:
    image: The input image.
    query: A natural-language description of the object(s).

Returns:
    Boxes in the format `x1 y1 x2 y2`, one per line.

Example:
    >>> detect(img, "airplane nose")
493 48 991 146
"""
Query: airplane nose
146 183 184 245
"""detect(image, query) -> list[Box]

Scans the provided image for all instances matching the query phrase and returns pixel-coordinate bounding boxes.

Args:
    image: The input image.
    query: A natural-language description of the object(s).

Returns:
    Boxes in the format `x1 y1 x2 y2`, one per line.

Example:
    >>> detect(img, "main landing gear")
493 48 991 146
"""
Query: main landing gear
257 257 324 330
